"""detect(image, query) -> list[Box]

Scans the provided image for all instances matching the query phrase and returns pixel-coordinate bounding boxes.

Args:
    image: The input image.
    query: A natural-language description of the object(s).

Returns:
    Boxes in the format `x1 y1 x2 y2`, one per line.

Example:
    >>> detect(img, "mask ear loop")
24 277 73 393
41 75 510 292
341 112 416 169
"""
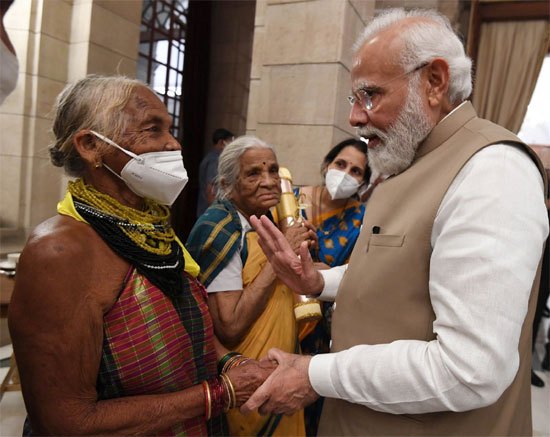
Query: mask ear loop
89 130 143 163
356 181 368 199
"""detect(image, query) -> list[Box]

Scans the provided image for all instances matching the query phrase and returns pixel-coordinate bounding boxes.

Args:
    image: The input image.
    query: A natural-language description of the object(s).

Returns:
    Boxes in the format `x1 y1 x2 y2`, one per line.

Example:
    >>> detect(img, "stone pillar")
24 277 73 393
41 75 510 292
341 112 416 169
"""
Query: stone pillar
0 0 74 241
0 0 140 247
70 0 140 81
246 0 375 185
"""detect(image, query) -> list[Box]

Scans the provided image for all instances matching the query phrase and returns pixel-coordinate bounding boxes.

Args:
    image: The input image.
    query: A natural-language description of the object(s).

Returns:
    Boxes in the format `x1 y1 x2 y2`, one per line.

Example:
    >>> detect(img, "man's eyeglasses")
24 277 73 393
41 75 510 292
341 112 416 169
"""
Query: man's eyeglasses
347 62 429 111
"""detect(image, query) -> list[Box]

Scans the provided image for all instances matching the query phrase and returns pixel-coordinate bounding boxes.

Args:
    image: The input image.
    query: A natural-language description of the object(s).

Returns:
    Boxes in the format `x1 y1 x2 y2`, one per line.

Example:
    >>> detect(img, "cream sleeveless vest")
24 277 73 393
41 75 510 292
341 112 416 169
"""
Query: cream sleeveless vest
319 102 546 436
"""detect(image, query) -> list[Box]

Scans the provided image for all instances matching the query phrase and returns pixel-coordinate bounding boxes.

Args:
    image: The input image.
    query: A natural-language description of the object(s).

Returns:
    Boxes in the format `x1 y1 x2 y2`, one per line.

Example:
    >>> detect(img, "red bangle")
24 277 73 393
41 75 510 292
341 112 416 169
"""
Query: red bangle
209 377 228 418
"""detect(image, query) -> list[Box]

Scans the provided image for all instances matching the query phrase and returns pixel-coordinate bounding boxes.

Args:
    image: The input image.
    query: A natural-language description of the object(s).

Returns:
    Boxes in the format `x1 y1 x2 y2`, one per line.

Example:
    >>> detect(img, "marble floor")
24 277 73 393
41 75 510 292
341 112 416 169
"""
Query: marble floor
1 320 549 436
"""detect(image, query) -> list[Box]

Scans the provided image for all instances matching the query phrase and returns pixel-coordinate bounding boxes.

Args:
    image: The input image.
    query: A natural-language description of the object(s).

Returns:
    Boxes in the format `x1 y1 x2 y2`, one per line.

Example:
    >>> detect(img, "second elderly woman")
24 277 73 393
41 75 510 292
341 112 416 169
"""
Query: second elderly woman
187 136 315 436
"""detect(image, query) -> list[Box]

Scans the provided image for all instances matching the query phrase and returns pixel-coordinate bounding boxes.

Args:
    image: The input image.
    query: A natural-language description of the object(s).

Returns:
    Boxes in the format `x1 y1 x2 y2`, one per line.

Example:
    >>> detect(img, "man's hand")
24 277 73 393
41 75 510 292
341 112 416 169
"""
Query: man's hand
240 348 319 416
250 215 324 295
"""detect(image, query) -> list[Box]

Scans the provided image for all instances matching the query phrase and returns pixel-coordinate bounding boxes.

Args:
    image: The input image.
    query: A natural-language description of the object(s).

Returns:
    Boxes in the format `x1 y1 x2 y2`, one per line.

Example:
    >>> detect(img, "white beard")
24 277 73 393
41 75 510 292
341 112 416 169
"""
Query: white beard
357 77 435 176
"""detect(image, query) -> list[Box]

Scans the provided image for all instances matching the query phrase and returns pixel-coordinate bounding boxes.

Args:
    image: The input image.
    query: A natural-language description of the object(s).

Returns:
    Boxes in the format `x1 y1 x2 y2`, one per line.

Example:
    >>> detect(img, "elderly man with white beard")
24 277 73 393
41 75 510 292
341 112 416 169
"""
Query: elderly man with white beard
241 8 549 436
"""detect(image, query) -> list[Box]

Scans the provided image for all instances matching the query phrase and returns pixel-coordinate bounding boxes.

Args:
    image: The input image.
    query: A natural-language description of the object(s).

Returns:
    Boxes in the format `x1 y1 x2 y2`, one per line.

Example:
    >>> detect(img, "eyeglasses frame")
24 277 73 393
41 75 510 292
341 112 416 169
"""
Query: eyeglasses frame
347 61 430 111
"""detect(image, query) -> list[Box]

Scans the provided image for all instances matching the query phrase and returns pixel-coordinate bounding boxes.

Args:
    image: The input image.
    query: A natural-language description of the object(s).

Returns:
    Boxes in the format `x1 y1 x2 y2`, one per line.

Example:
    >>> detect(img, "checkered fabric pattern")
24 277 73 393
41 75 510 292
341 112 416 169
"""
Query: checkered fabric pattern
97 269 223 435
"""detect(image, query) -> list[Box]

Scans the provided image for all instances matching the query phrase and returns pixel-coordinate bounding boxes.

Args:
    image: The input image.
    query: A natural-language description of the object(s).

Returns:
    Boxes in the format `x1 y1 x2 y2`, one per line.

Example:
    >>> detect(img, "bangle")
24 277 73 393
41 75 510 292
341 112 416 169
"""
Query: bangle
209 377 228 418
219 374 231 411
220 373 236 410
235 357 251 367
202 380 211 420
222 355 242 373
218 352 241 374
222 355 250 373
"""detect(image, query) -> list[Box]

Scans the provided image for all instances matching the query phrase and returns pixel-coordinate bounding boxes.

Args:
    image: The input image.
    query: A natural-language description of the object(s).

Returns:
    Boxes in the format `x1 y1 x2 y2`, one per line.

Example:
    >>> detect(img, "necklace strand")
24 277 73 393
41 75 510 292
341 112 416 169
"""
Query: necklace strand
69 179 176 255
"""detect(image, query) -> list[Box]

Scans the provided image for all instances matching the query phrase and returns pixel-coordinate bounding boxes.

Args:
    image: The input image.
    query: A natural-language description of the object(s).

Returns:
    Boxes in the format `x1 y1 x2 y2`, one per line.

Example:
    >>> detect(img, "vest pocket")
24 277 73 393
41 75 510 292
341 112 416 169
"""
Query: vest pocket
369 234 405 247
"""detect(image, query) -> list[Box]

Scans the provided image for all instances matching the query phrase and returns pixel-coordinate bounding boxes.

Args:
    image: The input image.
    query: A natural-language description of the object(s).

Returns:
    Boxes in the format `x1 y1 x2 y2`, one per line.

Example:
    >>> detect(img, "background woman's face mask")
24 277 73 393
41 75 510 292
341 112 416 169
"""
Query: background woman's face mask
325 168 360 200
90 130 188 206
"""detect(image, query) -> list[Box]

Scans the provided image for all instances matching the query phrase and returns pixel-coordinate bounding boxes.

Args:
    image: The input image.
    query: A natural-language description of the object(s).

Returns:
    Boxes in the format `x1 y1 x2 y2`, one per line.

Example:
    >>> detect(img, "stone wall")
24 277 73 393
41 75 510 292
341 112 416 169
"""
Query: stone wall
247 0 375 186
0 0 140 251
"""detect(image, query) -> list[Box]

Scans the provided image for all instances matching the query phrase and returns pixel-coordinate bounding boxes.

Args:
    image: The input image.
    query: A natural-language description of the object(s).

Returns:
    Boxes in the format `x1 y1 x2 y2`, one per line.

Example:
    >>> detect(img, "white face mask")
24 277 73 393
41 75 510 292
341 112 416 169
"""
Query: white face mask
325 168 361 200
0 40 19 105
90 130 188 206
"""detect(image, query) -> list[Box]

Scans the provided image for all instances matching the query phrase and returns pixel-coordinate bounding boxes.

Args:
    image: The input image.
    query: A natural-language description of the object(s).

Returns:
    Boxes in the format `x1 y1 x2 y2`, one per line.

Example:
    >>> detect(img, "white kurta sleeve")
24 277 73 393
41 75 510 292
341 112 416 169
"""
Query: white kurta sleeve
309 144 548 413
317 265 347 301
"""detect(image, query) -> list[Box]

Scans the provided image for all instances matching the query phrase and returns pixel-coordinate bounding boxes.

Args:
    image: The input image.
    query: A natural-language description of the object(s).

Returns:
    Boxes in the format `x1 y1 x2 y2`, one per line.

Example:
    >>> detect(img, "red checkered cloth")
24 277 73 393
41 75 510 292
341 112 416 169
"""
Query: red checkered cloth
97 268 224 435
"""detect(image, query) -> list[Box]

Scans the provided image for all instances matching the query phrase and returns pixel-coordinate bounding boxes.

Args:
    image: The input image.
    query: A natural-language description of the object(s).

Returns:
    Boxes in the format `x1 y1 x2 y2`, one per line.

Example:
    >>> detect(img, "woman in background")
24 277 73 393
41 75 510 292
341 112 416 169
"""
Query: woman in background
187 136 315 436
296 138 370 268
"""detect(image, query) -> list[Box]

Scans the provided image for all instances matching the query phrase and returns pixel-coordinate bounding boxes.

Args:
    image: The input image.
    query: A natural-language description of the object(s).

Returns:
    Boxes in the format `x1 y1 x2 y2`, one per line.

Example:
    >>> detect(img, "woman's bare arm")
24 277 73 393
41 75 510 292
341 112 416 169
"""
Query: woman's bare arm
208 223 314 347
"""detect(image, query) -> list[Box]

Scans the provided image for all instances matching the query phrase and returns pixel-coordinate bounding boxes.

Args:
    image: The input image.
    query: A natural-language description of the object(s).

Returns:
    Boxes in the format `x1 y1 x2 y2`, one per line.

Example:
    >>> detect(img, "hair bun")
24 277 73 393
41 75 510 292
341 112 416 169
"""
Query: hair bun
49 145 65 167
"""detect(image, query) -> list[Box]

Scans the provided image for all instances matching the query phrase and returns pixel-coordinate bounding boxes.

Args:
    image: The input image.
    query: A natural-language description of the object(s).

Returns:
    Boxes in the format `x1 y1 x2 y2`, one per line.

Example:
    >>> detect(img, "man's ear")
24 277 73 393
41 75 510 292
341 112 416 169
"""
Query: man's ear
73 130 102 166
425 58 450 107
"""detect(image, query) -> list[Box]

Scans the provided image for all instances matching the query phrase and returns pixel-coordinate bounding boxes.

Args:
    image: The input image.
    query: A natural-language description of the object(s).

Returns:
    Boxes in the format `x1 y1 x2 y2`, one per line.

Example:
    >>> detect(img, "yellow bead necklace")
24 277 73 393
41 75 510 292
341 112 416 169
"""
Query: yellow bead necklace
68 179 176 256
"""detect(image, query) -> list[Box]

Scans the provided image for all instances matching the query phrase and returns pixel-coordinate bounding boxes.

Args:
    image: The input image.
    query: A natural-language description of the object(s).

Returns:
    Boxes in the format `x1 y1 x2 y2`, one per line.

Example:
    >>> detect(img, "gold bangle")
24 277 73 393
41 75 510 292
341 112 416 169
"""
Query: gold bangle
202 380 212 420
223 355 250 373
219 374 231 411
221 372 236 409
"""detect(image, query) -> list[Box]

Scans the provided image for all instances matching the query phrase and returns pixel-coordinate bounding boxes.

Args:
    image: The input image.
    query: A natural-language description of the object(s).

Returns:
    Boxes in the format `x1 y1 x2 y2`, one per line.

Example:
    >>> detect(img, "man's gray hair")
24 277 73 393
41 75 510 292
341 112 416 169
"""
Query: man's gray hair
353 8 472 104
216 135 275 201
49 75 145 176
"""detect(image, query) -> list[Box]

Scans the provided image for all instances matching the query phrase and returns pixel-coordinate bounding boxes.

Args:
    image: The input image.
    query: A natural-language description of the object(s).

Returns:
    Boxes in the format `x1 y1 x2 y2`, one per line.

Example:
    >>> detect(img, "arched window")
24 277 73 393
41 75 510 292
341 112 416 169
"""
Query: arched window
138 0 188 141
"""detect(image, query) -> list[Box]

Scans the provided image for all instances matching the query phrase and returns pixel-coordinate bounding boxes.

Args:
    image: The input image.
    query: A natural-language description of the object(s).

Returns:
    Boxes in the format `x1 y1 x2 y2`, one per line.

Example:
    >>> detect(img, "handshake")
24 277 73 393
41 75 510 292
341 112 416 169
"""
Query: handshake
227 348 319 416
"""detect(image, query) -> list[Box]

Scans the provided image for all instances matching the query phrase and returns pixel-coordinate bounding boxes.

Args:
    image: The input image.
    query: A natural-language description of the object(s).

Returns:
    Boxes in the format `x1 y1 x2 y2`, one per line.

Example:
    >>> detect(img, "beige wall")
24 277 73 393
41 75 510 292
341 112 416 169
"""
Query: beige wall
0 0 140 253
247 0 376 186
375 0 460 22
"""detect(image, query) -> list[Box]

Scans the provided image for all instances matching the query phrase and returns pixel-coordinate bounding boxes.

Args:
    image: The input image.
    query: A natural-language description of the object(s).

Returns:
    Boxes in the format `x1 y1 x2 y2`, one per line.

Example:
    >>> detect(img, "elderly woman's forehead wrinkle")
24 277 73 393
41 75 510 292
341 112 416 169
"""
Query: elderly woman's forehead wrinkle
134 93 155 111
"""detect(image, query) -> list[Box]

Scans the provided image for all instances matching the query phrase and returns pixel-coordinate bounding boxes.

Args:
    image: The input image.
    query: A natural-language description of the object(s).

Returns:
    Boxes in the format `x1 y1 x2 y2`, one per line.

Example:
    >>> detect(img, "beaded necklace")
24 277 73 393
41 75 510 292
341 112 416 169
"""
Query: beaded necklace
68 178 185 298
68 179 175 256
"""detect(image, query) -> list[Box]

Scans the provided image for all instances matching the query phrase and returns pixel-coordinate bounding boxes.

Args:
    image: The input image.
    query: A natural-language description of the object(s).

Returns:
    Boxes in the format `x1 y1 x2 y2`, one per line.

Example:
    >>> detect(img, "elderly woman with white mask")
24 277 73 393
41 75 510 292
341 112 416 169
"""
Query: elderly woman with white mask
8 75 275 436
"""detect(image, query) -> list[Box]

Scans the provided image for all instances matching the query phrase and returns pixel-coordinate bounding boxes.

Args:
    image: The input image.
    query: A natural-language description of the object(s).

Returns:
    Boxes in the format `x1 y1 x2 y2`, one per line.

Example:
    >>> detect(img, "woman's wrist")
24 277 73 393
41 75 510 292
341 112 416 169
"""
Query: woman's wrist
203 375 236 419
218 351 251 374
202 351 252 419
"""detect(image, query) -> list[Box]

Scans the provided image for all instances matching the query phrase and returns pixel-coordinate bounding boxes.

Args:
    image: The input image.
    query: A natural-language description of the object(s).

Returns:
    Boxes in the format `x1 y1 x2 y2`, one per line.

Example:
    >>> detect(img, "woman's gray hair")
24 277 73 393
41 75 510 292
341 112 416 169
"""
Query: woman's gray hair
49 75 145 177
353 8 472 105
216 135 275 201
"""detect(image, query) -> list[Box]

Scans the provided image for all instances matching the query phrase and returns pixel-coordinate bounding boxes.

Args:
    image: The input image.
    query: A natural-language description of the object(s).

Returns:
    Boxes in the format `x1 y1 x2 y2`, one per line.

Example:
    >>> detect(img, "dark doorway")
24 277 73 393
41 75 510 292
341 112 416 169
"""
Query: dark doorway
138 0 212 239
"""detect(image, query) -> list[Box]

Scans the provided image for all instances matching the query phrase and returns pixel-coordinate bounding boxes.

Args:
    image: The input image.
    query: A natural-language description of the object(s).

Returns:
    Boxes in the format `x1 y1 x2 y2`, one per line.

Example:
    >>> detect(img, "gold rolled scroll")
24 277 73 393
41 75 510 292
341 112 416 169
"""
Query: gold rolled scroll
276 167 322 323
